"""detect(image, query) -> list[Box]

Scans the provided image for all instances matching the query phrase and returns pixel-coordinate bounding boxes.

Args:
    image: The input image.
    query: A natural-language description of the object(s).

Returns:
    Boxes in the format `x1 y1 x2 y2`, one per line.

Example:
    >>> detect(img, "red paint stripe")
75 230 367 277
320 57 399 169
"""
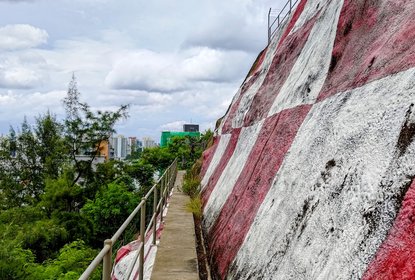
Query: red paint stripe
247 48 267 78
363 179 415 280
318 0 415 101
243 12 319 127
201 128 242 207
200 136 220 179
208 105 312 279
278 0 309 48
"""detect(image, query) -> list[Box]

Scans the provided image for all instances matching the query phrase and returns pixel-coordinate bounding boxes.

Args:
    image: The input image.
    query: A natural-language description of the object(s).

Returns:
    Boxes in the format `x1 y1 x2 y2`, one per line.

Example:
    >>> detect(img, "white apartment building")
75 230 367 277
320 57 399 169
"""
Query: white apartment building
142 137 157 149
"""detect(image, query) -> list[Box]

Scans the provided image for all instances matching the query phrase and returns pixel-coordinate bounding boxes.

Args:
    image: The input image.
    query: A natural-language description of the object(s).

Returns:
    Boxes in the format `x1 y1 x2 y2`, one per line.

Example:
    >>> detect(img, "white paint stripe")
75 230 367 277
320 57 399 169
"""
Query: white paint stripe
290 0 328 35
201 134 232 190
230 67 415 280
217 88 242 135
203 120 264 231
268 0 343 117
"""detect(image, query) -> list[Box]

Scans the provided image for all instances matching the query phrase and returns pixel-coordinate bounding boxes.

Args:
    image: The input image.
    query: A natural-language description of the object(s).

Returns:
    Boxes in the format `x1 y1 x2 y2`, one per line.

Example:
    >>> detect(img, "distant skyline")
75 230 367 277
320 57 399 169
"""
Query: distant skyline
0 0 284 140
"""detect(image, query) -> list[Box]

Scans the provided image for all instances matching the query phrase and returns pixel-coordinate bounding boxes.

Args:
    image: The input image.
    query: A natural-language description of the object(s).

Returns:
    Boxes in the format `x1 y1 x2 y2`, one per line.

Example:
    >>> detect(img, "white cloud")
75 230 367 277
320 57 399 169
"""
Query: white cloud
0 67 42 89
0 90 65 124
105 47 252 93
105 50 184 93
0 24 48 50
159 120 187 132
0 51 49 88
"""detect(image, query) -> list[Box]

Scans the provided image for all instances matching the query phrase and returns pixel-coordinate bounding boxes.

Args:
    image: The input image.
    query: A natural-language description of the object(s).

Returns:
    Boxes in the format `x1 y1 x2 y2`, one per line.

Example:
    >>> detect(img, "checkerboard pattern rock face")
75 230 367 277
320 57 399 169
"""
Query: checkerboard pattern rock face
199 0 415 279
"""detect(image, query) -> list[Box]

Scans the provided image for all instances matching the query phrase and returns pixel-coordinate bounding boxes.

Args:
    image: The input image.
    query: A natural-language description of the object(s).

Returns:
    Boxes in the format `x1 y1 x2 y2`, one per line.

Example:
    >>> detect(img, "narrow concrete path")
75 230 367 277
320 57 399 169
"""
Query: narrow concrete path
151 171 199 280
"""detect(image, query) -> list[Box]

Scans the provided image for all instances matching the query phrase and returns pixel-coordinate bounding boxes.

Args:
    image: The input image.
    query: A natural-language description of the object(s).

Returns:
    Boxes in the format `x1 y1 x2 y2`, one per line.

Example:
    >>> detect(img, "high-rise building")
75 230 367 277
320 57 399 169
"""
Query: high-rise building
142 137 157 149
109 135 128 159
136 139 143 152
127 137 137 155
183 124 199 132
160 123 200 147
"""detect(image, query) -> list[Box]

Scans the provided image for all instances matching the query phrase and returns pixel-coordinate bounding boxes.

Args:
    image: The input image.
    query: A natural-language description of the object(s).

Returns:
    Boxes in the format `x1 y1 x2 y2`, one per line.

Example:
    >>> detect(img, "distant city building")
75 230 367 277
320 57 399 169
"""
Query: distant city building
109 135 128 159
160 123 200 147
136 139 143 152
98 140 110 160
127 137 137 155
183 124 199 132
142 137 157 149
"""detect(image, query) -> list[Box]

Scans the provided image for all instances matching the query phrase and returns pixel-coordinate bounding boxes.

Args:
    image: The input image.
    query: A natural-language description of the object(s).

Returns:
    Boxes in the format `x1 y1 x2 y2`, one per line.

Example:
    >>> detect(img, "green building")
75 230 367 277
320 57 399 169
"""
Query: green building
160 131 200 147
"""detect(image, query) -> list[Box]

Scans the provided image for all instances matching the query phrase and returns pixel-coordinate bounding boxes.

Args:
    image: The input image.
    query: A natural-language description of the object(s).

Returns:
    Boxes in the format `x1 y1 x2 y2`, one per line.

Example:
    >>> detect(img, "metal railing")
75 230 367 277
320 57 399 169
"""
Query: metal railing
268 0 300 44
79 158 178 280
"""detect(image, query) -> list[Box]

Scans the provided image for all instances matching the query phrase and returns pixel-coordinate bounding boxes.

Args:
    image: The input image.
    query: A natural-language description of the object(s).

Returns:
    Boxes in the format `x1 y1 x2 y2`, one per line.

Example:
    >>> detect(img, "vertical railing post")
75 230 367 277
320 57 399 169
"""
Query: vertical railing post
160 176 164 222
164 172 168 201
268 8 271 45
103 239 112 280
290 0 292 13
139 198 146 280
153 186 158 245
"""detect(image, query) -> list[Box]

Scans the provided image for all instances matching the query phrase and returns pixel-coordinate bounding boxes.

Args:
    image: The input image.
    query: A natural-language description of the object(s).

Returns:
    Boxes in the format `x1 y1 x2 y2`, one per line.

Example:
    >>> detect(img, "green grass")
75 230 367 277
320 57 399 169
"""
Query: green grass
185 195 202 219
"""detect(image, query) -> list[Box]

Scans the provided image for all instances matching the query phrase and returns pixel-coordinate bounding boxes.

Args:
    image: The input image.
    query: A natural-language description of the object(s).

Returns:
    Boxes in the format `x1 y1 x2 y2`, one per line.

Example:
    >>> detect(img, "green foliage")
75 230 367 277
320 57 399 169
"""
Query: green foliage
141 146 174 172
94 160 125 184
82 183 140 243
34 112 67 179
0 238 37 280
182 177 201 198
0 113 66 208
185 195 203 219
32 240 100 280
40 172 84 213
127 160 155 188
18 219 69 262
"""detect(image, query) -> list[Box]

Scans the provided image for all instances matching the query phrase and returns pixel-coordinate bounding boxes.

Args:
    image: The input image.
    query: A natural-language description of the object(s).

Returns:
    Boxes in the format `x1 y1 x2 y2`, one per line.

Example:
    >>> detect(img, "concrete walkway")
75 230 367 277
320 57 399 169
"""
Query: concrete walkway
151 171 199 280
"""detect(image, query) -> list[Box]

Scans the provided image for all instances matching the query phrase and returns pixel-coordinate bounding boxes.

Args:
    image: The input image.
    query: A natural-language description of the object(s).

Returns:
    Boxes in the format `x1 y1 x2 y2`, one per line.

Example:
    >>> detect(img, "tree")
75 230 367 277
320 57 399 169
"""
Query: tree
31 240 100 280
82 183 140 244
62 74 128 187
34 112 66 180
0 114 67 208
127 160 155 188
140 146 174 173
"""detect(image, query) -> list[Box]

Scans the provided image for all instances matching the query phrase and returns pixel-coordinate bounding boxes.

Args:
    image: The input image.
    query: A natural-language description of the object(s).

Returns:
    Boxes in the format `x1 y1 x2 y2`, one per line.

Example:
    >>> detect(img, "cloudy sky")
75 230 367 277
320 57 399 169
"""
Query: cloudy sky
0 0 282 141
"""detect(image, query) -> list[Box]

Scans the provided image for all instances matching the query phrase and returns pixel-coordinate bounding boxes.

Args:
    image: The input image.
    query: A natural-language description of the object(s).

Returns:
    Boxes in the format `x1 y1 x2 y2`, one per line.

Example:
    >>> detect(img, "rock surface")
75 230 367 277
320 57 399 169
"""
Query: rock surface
200 0 415 279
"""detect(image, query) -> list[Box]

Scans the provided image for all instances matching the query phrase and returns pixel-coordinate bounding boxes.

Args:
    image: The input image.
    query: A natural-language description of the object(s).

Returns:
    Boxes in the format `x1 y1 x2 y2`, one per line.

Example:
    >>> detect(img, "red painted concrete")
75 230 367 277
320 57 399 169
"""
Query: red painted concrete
363 179 415 280
199 136 220 179
278 0 308 48
247 48 267 78
243 12 318 127
201 128 242 207
318 0 415 101
208 105 312 279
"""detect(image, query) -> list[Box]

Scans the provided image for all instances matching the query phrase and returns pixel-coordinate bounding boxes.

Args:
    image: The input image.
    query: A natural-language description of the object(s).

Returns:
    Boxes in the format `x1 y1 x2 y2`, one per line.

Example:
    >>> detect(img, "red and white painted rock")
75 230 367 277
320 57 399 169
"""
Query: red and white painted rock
201 0 415 279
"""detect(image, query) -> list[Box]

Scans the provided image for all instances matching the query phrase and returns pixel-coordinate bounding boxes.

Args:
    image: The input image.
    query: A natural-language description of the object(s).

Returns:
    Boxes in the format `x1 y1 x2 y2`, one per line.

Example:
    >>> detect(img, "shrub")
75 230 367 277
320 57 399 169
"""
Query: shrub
182 177 200 198
185 195 202 219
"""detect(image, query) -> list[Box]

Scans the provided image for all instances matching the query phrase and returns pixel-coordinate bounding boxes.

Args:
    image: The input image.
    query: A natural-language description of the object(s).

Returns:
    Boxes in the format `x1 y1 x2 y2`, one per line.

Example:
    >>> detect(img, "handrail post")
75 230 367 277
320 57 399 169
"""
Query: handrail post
268 8 271 45
103 239 112 280
290 0 292 13
153 186 158 245
139 198 146 280
160 177 164 223
164 173 168 201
